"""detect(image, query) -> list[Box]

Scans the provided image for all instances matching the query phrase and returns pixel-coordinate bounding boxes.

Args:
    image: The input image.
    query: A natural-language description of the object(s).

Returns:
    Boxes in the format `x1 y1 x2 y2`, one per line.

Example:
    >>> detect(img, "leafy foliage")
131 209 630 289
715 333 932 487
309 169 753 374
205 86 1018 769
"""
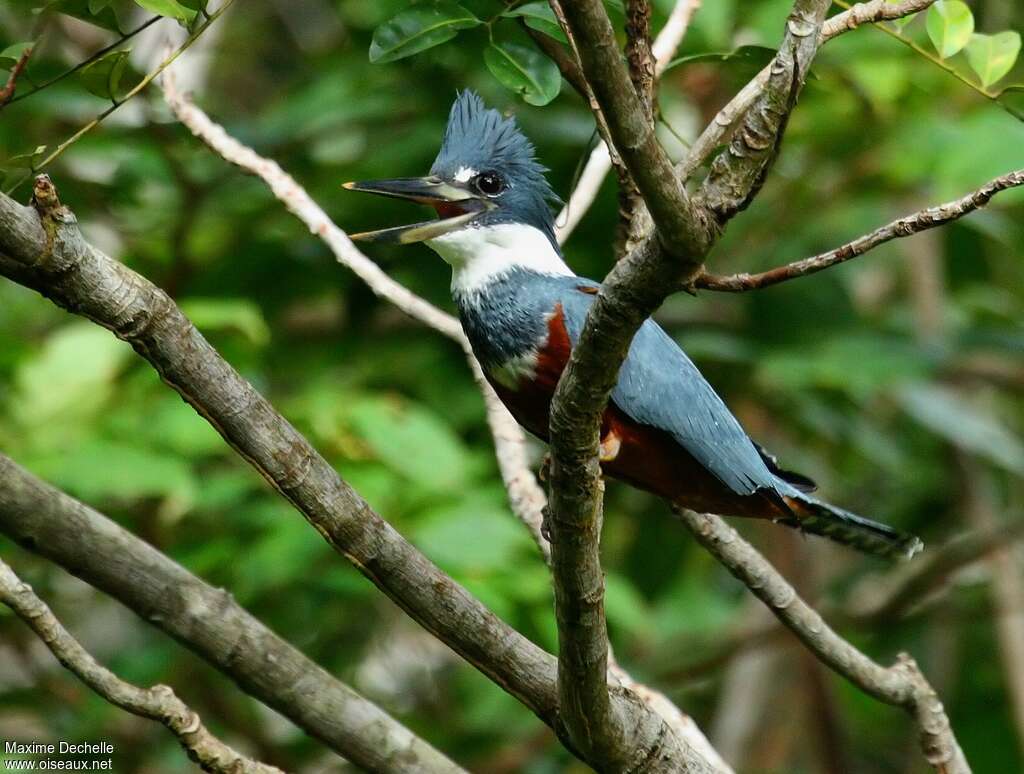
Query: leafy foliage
0 0 1022 771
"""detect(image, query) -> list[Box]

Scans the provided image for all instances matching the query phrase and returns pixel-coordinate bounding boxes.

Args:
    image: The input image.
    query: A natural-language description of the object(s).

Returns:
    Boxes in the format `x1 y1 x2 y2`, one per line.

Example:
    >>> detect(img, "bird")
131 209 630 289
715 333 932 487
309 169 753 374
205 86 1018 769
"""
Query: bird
343 90 922 560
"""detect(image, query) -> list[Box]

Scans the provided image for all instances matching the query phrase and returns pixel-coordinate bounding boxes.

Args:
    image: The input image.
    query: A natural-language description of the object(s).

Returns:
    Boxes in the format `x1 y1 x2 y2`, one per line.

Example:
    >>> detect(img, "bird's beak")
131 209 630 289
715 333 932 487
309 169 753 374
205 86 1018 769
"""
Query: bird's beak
342 176 488 244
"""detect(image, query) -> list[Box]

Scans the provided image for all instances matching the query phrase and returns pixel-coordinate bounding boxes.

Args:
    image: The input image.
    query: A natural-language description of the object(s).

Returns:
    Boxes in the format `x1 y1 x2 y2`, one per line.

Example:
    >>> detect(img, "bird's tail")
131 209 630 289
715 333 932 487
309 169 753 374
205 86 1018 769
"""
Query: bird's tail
779 494 923 561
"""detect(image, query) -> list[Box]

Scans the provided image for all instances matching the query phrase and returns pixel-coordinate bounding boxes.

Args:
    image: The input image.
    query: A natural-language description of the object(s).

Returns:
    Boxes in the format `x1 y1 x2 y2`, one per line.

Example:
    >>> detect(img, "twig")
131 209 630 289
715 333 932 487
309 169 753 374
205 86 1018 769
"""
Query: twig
0 453 465 774
677 0 937 183
625 0 656 115
0 45 33 106
672 507 971 773
4 3 233 195
695 169 1024 291
554 0 703 244
0 558 284 774
1 16 162 109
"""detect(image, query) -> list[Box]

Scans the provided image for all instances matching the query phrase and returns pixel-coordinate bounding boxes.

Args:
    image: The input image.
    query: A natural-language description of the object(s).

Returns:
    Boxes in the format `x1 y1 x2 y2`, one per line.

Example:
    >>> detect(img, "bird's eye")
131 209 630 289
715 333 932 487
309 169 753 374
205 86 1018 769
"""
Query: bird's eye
474 172 505 196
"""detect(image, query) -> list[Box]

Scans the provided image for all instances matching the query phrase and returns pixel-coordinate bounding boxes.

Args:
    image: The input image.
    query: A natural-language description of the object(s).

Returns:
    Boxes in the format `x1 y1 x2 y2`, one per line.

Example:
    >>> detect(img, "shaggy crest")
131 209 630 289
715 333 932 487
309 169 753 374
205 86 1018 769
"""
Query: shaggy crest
431 91 559 208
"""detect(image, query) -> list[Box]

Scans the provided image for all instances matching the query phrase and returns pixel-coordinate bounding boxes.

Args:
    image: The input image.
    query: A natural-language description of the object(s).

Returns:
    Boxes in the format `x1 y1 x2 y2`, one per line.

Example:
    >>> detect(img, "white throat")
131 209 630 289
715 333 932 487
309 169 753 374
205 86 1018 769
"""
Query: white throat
427 223 573 296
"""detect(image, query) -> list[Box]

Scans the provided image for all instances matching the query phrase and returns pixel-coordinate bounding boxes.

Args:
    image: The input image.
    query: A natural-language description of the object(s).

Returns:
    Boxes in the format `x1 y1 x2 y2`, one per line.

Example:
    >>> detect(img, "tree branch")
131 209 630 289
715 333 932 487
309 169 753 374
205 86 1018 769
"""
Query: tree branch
554 0 711 261
0 557 283 774
555 0 700 244
678 0 937 183
162 64 550 558
672 507 971 773
695 168 1024 291
0 453 464 774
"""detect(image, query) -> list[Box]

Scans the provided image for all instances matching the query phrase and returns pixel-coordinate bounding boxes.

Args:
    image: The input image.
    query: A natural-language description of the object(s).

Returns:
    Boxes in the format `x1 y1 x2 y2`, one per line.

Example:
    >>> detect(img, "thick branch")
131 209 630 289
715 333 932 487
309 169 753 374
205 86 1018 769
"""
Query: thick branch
695 0 830 224
0 453 463 773
678 0 937 183
696 168 1024 291
555 0 711 261
0 558 283 774
555 0 701 243
673 508 971 773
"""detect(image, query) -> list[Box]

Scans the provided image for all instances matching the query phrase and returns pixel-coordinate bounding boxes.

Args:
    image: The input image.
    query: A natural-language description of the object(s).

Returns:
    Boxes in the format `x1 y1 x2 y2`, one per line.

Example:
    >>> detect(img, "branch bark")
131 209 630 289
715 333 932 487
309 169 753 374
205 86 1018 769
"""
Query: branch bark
0 557 284 774
0 453 464 774
696 168 1024 291
555 0 700 243
0 45 33 107
673 508 971 773
678 0 938 183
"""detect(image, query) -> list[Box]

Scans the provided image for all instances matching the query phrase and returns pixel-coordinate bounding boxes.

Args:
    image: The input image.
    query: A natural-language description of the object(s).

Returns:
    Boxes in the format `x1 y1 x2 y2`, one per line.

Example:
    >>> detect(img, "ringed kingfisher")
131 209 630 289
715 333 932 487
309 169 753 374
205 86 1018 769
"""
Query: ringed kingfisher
344 91 922 560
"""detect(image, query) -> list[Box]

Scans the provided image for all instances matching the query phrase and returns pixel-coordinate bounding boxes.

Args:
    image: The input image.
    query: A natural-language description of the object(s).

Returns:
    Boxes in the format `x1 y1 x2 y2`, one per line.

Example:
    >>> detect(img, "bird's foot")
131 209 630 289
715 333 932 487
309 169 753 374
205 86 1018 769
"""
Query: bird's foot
599 430 621 463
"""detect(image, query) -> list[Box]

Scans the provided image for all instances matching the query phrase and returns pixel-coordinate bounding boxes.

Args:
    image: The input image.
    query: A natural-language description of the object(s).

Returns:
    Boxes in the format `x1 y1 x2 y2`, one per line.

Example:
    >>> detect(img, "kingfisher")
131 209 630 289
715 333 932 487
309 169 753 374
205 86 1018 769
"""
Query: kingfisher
343 91 922 560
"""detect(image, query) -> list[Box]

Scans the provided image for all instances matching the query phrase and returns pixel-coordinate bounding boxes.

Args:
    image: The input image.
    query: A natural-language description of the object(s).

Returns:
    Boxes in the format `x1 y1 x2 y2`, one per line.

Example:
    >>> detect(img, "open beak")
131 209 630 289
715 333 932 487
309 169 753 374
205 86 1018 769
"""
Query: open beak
342 176 488 244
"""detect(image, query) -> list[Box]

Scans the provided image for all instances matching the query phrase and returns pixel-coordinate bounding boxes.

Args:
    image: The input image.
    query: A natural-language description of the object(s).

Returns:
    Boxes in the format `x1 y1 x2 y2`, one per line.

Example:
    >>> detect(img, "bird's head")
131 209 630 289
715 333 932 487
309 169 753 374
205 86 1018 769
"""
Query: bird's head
343 91 561 262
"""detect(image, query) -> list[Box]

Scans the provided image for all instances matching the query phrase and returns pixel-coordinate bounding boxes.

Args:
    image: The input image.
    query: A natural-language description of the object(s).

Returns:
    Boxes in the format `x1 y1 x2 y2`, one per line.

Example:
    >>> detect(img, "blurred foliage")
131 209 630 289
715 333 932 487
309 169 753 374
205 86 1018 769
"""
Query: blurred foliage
1 0 1023 772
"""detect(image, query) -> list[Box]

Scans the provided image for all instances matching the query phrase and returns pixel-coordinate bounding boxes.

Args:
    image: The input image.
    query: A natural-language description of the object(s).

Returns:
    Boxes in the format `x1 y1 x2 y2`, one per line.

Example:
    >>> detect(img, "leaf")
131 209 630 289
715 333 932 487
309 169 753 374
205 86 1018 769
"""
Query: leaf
0 42 33 71
78 49 131 101
484 41 561 106
369 2 480 64
48 0 121 32
179 298 270 346
926 0 974 59
346 396 469 490
502 2 566 44
132 0 197 22
965 31 1021 88
897 384 1024 474
996 84 1024 122
87 0 112 13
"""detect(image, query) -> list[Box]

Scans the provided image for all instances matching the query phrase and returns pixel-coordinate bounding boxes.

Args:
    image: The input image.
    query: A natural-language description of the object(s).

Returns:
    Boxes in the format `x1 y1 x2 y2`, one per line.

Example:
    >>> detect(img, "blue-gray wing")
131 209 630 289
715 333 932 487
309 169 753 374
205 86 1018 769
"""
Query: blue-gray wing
558 281 783 498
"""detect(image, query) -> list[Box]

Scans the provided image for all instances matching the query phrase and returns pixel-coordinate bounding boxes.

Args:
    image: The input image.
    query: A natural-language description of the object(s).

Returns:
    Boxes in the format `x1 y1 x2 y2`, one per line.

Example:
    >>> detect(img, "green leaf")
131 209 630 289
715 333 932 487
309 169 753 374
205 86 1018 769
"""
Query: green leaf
87 0 112 13
346 396 469 490
0 42 33 71
484 41 561 106
897 384 1024 474
48 0 121 32
501 2 566 44
926 0 974 59
78 49 131 101
965 31 1021 88
369 2 480 64
179 298 270 346
132 0 197 22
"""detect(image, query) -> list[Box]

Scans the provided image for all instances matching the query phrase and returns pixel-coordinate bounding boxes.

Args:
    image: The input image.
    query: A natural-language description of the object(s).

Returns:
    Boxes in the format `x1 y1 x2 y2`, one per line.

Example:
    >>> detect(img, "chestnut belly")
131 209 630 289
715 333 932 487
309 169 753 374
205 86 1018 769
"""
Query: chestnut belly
490 378 783 520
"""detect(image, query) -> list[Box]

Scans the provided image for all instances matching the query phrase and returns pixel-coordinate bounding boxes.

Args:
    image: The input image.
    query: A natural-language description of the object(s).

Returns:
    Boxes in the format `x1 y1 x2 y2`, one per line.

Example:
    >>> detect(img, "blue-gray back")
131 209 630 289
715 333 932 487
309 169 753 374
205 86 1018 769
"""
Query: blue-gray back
457 270 789 498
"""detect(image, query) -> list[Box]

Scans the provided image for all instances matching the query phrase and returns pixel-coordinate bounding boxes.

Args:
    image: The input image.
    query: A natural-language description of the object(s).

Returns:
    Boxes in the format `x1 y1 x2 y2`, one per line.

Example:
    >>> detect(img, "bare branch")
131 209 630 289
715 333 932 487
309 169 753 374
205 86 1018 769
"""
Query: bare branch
0 558 283 774
555 0 711 261
0 45 33 107
625 0 656 114
555 0 701 243
162 65 550 558
0 453 465 774
696 168 1024 292
696 0 830 225
673 508 971 773
678 0 937 183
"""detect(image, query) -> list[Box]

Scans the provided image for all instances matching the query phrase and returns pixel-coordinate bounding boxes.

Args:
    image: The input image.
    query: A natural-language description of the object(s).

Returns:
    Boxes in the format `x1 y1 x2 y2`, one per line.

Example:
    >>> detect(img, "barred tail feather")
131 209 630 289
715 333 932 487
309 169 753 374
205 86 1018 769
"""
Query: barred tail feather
780 495 923 561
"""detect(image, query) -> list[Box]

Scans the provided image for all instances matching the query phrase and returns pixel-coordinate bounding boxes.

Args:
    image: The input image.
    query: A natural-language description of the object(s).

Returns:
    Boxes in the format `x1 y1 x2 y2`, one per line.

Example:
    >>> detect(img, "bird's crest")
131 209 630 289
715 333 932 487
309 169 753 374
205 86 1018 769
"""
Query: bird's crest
431 91 559 206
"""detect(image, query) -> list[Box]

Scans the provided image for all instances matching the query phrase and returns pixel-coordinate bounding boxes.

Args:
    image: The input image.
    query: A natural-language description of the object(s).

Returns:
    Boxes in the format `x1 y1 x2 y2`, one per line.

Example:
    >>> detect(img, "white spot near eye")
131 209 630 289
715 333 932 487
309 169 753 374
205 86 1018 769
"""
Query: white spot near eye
453 166 477 183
